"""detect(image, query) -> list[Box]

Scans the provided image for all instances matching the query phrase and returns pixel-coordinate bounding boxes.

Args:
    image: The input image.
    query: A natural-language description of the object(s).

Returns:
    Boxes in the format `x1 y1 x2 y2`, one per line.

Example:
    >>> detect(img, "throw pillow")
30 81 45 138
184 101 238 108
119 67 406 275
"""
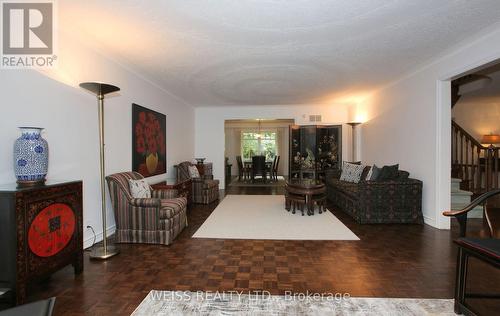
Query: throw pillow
377 164 400 181
188 165 200 178
397 170 410 180
340 162 365 183
361 166 371 181
368 165 382 181
129 179 151 198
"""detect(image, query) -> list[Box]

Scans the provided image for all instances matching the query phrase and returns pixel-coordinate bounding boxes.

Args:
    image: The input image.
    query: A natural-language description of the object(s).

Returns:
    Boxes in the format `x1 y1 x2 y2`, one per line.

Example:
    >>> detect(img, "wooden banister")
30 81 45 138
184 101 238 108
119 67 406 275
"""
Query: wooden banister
451 120 499 196
452 120 484 149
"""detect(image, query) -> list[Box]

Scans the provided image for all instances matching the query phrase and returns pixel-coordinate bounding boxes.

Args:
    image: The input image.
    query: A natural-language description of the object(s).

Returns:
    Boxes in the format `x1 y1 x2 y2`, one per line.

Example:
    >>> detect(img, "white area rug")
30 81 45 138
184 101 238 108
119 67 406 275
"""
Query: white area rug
192 195 359 240
132 291 455 316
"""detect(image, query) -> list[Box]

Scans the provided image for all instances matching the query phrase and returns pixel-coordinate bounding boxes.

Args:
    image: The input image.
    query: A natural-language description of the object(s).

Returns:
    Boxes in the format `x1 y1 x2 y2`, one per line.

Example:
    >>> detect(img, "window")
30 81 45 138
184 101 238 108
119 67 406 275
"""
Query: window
241 131 277 161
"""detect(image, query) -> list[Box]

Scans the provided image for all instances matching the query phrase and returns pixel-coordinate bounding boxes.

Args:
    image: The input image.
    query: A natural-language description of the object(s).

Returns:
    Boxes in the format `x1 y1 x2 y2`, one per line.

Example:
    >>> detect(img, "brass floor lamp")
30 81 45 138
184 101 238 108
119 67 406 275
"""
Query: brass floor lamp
80 82 120 260
347 122 361 162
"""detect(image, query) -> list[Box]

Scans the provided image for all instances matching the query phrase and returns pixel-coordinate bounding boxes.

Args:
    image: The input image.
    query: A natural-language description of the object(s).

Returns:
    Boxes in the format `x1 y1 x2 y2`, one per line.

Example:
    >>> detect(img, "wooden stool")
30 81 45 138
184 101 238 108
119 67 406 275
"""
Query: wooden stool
285 193 306 215
312 194 327 215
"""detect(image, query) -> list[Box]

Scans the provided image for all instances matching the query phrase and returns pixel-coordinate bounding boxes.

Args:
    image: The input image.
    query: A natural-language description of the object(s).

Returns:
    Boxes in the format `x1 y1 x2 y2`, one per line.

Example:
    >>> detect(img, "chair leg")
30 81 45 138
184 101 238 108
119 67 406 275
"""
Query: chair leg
454 247 468 314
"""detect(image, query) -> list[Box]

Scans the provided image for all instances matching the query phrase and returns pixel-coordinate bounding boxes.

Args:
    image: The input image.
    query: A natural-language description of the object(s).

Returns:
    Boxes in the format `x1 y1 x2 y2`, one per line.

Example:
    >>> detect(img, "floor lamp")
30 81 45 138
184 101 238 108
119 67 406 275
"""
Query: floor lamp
347 122 361 162
80 82 120 260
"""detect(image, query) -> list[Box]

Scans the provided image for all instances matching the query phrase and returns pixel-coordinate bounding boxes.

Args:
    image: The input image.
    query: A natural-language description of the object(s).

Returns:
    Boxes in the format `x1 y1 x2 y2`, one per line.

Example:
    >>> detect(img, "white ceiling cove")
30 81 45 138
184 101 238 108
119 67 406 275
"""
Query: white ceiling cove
60 0 500 107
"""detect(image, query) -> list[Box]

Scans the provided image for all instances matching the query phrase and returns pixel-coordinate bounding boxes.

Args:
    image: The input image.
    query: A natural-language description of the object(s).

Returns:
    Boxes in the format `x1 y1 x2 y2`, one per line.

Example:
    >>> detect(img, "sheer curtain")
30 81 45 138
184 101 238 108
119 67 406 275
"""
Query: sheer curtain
276 127 288 176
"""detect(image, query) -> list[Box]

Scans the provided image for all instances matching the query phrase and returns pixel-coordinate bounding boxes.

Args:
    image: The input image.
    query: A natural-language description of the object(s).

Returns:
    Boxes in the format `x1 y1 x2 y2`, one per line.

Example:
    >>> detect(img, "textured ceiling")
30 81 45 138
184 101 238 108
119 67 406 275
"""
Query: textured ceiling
60 0 500 106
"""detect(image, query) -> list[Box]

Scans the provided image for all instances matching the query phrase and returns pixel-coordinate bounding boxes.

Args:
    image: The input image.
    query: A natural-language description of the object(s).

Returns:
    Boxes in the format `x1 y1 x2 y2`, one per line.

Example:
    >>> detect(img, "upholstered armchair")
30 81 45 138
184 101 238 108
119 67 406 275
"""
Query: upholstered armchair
106 172 187 246
176 161 220 204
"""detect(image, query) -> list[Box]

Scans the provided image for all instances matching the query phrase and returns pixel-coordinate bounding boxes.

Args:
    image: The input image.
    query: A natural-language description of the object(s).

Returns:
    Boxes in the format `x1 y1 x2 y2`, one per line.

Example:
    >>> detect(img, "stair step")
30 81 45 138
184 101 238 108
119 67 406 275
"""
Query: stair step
449 178 482 217
451 190 473 205
451 202 474 209
451 178 462 192
451 189 473 197
451 196 471 205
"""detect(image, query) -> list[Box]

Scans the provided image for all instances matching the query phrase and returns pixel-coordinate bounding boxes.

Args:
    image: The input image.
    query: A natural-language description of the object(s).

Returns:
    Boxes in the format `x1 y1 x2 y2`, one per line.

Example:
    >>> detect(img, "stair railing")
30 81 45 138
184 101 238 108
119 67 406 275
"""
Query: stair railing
452 120 499 195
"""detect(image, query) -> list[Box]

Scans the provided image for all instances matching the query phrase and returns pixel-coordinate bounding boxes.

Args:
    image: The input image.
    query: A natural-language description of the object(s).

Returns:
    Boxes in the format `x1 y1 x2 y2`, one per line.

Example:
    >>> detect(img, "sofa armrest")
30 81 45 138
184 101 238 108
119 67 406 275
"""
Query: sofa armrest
202 174 214 180
129 198 161 208
152 189 179 199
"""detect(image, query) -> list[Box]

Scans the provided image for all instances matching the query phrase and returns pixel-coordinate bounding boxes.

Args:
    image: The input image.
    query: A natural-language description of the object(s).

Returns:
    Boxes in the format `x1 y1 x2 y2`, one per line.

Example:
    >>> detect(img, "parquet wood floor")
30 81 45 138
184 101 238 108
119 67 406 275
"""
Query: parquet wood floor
25 187 499 315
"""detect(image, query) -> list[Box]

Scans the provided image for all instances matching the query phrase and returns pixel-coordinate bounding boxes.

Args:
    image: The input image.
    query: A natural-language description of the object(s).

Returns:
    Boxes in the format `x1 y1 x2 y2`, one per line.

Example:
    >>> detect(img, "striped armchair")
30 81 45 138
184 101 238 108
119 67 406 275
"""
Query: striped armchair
176 161 220 204
106 172 187 246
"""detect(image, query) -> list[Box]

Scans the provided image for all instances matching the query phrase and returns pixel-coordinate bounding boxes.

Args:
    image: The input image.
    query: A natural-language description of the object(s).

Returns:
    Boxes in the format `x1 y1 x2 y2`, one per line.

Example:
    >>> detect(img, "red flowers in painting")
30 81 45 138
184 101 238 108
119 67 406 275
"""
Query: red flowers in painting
135 111 165 155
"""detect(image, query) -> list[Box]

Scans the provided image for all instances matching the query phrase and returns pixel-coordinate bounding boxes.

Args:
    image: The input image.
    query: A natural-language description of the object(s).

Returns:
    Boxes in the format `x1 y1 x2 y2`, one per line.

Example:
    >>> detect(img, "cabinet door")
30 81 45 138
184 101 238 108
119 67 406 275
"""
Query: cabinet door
300 125 317 171
22 185 82 277
316 125 342 171
289 125 301 177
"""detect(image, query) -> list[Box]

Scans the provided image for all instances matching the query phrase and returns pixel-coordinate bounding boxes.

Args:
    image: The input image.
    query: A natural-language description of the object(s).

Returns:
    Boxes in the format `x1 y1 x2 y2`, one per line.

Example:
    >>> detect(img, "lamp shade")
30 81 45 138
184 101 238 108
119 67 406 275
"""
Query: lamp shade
481 134 500 145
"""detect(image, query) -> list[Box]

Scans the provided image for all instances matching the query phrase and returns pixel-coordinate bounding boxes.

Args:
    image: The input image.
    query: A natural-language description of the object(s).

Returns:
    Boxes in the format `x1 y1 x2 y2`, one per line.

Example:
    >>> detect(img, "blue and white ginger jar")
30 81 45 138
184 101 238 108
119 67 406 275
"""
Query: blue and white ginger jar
14 127 48 183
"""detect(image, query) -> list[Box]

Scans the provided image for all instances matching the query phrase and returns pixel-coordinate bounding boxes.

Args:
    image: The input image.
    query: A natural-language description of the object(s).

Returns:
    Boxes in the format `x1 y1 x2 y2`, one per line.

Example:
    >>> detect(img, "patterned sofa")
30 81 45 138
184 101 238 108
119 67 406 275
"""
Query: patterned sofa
325 169 423 224
176 161 220 204
106 172 187 245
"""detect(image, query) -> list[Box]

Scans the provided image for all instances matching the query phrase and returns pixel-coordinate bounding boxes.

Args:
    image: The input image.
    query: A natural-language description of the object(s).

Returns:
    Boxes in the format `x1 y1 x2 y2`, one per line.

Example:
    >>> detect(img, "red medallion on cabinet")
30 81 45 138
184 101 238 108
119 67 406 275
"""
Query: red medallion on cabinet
28 203 76 257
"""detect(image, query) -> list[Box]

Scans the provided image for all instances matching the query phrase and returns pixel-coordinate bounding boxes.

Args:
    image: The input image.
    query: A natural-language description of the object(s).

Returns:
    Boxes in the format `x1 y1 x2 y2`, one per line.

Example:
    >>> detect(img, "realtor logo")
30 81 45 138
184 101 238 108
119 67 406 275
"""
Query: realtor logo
1 1 56 68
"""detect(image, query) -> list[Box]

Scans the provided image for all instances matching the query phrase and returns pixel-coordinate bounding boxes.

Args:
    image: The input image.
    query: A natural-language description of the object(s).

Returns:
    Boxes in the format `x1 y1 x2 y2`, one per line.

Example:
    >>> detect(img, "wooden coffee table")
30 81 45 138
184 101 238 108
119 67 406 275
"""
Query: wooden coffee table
285 179 326 215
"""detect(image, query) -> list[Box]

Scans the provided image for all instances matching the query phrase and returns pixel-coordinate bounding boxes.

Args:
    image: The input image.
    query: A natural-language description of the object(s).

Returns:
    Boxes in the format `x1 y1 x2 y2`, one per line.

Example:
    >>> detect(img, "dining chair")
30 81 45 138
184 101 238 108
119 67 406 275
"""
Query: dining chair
442 189 500 315
236 156 249 181
272 156 280 181
266 156 276 181
251 155 267 183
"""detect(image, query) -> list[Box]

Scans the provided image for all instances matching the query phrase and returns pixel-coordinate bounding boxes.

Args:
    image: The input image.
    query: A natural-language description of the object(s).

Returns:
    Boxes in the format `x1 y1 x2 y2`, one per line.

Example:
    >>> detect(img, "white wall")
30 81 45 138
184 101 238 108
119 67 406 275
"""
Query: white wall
0 31 195 248
361 23 500 229
452 69 500 141
195 105 351 189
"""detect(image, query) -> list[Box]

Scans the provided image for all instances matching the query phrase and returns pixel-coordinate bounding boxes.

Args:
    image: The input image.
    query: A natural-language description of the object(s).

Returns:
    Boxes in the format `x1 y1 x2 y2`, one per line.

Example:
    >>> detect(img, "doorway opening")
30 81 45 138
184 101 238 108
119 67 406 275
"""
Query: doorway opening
224 119 294 189
449 62 500 220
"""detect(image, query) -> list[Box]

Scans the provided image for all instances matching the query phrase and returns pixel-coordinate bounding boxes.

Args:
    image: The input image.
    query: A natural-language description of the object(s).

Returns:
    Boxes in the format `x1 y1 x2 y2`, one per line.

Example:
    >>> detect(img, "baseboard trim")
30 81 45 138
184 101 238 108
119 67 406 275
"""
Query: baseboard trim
423 215 437 227
84 225 116 249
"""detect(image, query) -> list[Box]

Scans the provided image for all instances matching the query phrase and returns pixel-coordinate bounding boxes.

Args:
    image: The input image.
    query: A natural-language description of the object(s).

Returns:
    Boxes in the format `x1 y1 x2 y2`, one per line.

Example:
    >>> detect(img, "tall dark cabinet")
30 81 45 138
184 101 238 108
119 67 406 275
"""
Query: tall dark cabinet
289 125 342 179
0 181 83 305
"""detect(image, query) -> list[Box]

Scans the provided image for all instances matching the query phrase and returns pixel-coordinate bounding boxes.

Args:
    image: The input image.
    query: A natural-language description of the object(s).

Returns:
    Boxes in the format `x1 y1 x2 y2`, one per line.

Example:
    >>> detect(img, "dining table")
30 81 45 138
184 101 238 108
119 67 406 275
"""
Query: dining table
243 160 273 169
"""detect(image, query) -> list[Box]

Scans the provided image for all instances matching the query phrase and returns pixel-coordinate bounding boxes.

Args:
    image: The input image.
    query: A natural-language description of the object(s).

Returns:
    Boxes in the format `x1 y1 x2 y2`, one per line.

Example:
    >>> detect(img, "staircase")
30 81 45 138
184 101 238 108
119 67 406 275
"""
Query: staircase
452 120 499 196
451 178 483 218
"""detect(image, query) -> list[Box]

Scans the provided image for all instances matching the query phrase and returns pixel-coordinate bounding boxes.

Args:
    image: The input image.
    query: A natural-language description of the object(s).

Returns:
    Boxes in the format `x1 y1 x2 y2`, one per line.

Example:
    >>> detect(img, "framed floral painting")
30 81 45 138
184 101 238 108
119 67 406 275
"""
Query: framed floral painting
132 103 166 177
